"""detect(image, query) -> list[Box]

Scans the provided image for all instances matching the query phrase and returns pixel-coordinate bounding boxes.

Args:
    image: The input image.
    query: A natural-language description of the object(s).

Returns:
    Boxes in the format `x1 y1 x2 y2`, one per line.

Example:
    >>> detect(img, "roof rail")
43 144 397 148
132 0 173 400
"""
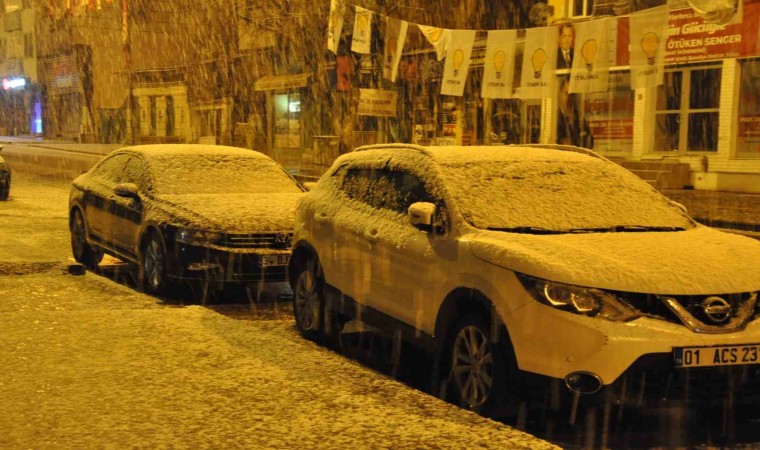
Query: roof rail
507 143 607 160
352 142 609 163
352 143 431 156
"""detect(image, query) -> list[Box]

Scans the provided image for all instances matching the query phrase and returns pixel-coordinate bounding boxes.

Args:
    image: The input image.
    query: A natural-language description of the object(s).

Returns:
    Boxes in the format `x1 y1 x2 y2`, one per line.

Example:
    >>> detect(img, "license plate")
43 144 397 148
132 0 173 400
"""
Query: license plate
674 344 760 368
259 254 289 267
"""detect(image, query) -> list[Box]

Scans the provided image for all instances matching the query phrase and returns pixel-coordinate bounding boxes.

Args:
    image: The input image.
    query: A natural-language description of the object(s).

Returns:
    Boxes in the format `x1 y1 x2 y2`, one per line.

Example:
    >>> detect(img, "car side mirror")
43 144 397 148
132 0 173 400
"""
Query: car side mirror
408 202 436 232
114 182 139 198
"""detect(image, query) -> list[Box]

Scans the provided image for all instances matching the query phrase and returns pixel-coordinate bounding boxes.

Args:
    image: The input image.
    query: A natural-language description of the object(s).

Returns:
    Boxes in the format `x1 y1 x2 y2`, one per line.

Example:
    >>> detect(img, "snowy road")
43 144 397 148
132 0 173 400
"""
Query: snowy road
0 173 558 448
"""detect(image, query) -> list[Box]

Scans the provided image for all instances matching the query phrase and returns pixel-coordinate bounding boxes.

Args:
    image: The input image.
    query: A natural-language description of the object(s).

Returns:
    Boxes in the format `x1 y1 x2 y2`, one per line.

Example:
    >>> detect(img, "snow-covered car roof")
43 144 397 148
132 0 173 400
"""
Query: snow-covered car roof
119 144 274 159
337 144 694 232
97 144 303 196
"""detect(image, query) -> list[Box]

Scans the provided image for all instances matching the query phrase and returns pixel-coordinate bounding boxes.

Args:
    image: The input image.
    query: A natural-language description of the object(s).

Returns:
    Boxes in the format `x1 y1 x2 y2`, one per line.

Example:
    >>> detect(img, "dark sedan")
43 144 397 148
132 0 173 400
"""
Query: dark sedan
0 145 9 201
69 144 305 295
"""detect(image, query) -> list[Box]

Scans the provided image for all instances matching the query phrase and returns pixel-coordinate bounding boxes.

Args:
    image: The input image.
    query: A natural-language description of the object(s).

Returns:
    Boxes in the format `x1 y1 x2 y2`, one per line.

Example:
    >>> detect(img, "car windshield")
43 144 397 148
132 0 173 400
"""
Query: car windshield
438 156 694 232
148 154 302 195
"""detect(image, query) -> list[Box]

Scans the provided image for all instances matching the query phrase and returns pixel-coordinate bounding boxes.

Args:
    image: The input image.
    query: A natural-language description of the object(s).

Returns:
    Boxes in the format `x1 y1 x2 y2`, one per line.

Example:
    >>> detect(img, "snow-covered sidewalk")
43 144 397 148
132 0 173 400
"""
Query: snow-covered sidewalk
0 172 558 448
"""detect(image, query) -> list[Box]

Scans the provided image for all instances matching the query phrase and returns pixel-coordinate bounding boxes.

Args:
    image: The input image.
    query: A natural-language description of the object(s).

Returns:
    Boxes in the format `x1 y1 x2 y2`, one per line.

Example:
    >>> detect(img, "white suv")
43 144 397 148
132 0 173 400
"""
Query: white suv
288 144 760 416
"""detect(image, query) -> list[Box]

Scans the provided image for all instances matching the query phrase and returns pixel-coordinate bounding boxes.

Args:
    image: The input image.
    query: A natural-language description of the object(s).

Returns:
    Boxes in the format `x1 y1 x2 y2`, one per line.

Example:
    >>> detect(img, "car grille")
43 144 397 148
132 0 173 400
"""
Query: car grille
621 291 758 333
220 232 293 249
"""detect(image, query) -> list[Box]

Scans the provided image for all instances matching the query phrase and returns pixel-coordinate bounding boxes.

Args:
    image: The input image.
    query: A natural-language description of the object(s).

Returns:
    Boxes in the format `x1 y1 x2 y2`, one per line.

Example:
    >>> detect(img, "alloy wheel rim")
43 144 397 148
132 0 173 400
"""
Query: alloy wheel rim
294 271 317 331
452 325 494 408
145 239 164 289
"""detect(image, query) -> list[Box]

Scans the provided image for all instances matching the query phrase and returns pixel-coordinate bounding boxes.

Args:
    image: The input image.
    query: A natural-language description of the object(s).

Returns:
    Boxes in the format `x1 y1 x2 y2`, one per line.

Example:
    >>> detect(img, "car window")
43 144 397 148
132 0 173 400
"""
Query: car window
341 167 436 214
387 170 435 214
341 168 374 202
90 154 130 184
123 156 151 192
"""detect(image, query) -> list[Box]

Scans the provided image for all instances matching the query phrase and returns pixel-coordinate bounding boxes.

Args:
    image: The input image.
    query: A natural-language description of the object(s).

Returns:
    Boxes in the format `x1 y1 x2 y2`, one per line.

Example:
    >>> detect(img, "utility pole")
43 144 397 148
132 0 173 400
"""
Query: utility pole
122 0 134 144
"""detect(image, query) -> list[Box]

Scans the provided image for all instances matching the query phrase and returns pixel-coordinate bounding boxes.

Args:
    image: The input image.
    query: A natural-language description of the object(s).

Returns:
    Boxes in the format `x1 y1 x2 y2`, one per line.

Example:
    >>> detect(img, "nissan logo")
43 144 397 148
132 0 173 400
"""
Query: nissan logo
701 296 732 323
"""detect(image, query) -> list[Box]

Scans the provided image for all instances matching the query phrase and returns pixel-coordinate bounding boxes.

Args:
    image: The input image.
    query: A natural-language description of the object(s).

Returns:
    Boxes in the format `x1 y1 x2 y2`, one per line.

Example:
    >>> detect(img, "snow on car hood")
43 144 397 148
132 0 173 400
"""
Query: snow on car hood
155 193 303 233
468 225 760 295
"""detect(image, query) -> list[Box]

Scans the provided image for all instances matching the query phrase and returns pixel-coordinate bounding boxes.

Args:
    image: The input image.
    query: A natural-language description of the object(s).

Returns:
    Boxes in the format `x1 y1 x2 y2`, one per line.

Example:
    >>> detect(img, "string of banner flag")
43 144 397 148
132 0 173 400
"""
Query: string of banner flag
46 0 115 19
328 0 671 98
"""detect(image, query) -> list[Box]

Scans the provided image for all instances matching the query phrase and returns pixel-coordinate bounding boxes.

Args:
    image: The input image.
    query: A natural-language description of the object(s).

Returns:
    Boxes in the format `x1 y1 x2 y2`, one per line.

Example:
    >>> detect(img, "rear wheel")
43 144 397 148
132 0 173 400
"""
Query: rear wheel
446 313 509 416
70 209 103 270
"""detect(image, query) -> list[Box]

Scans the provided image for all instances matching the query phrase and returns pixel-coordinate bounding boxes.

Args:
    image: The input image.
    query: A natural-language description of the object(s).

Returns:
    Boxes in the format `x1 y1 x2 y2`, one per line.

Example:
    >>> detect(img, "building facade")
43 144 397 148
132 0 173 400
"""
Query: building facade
0 0 41 136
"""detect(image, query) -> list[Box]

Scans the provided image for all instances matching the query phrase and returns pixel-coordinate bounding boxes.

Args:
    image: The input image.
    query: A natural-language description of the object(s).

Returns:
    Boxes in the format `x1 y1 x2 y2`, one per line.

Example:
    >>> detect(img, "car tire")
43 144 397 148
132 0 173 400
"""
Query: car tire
70 209 103 270
140 231 170 295
0 173 9 201
445 313 509 417
292 258 327 341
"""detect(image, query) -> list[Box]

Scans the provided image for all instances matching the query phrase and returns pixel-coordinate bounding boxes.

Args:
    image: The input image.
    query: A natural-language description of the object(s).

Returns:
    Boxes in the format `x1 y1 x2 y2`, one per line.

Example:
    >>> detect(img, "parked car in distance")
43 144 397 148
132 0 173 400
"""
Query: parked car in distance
69 144 305 296
289 143 760 418
0 145 10 201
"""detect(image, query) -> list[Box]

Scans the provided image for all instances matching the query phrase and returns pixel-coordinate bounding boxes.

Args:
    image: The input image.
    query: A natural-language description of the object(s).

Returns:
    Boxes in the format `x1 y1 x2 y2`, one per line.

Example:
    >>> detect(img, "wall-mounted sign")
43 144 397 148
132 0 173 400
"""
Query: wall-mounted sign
617 1 760 65
46 56 80 94
357 88 397 117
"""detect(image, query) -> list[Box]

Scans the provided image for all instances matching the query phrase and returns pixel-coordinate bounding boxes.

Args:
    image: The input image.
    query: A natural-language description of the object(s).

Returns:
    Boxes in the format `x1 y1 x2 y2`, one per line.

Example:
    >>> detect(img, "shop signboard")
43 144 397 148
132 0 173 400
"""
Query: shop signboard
47 56 79 95
357 89 398 117
616 1 760 65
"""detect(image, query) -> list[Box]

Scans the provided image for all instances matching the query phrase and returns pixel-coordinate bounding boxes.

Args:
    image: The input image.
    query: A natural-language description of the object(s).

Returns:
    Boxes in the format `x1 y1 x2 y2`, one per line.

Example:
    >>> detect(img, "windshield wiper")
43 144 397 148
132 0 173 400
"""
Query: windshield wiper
568 225 686 233
487 226 566 235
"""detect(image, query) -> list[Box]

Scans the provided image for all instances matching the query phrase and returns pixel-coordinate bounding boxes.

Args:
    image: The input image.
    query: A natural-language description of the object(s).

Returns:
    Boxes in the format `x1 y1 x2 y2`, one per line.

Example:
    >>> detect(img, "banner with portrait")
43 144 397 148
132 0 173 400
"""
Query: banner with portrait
481 30 517 99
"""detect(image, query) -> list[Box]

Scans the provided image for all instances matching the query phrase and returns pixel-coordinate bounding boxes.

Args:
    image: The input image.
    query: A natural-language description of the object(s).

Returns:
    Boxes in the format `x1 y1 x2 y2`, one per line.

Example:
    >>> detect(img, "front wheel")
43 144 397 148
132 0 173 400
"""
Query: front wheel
140 232 170 295
446 313 509 416
0 172 9 201
70 209 103 270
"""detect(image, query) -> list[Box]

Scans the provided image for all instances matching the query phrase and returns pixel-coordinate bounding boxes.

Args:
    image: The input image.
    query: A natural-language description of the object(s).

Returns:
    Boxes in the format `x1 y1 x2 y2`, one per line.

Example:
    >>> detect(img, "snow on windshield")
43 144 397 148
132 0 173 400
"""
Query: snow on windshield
431 146 694 231
149 155 300 195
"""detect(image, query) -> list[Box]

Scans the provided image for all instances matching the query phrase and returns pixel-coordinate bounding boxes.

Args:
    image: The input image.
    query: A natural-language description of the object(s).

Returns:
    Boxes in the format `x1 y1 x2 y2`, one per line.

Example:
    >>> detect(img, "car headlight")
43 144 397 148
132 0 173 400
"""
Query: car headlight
176 228 223 244
517 274 641 322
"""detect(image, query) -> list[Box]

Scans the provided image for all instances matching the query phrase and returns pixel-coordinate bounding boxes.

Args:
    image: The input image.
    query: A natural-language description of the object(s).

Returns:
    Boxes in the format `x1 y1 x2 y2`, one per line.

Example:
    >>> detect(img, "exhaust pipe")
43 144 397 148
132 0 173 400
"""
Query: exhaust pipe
565 371 603 395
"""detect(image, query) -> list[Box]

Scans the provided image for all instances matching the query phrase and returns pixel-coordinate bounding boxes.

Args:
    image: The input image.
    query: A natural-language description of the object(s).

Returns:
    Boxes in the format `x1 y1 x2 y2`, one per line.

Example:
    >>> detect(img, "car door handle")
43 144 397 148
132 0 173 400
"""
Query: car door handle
364 228 378 242
314 212 330 223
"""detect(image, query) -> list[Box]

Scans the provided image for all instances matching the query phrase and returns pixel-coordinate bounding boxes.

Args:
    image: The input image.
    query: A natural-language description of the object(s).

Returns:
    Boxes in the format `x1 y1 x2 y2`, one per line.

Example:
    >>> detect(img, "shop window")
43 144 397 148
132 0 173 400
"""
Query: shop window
166 96 174 136
570 0 593 17
23 33 32 58
4 11 20 32
655 65 720 153
274 92 301 148
200 108 220 139
737 59 760 158
491 100 522 144
149 97 157 136
582 71 634 153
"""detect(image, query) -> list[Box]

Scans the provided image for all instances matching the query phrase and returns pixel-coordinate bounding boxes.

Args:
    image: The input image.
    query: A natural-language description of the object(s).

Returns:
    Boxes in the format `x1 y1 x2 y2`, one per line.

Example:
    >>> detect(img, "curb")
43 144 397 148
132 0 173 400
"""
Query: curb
0 261 85 276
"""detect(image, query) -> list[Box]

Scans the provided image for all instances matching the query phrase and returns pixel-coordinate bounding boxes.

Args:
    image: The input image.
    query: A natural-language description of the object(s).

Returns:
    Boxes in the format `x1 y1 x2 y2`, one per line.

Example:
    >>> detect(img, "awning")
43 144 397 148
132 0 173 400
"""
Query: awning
254 73 309 91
